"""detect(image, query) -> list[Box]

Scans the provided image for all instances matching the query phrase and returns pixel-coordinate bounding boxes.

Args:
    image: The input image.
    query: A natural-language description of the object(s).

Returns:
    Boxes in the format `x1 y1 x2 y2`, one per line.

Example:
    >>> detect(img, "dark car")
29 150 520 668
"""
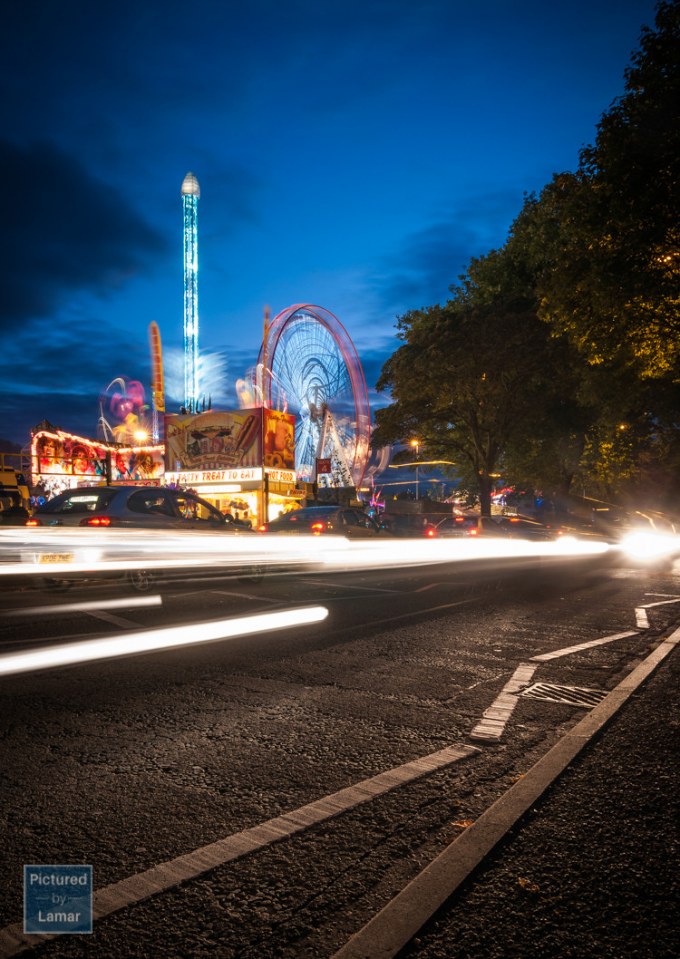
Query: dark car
23 486 263 590
0 490 29 526
378 513 438 538
26 485 243 531
435 513 558 540
259 506 383 538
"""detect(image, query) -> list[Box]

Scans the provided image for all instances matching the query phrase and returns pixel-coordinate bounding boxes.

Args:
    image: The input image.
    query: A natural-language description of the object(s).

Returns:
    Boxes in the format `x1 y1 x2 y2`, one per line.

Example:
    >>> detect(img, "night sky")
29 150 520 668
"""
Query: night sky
0 0 659 447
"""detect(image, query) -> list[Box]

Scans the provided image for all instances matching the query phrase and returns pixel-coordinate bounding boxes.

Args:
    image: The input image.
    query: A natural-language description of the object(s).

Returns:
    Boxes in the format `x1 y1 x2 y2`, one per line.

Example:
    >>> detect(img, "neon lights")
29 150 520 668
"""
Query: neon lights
181 172 200 412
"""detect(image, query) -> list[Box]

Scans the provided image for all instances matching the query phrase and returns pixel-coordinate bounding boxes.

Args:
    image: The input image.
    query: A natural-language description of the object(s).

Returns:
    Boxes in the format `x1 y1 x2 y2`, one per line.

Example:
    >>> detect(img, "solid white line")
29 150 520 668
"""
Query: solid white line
639 597 680 608
331 628 680 959
531 630 640 662
0 743 479 956
469 663 537 742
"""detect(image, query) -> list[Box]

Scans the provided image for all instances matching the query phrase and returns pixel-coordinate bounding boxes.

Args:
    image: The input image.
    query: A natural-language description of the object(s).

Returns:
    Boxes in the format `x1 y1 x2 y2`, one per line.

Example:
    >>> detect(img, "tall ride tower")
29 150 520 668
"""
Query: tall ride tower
181 171 200 412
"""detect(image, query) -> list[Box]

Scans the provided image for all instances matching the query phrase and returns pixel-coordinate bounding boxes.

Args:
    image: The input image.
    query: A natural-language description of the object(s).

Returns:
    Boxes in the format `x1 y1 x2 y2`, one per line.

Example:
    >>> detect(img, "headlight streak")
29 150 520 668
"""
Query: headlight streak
0 606 329 677
619 530 680 561
1 595 163 617
0 526 627 582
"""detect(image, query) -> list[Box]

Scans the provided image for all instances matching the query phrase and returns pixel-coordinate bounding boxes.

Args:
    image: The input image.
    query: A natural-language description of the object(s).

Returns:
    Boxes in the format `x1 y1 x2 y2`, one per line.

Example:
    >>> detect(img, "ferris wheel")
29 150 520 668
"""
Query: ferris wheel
258 304 371 489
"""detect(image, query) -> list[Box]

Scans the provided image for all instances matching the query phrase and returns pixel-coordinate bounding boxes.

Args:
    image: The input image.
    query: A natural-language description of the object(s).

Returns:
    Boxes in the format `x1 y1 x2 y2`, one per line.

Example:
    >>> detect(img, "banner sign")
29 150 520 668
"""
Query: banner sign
164 468 263 485
32 431 164 483
164 409 263 471
263 409 296 470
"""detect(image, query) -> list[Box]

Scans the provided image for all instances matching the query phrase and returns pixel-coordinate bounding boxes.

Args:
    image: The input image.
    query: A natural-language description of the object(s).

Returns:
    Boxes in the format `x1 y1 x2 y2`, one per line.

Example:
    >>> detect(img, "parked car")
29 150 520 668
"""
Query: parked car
26 485 244 531
377 513 438 538
435 513 558 540
259 506 384 537
24 486 262 589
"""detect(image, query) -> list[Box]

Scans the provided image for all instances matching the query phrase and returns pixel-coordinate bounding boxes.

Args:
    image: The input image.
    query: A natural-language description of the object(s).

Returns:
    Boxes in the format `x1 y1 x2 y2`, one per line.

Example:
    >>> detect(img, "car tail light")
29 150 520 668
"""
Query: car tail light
468 527 479 536
425 527 436 538
80 516 112 527
257 523 269 532
310 521 326 535
26 518 41 526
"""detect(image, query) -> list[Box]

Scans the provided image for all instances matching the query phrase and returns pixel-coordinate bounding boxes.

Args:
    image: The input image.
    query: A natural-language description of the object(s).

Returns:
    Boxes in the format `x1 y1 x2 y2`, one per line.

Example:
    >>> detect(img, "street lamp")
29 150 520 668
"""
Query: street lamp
410 439 420 500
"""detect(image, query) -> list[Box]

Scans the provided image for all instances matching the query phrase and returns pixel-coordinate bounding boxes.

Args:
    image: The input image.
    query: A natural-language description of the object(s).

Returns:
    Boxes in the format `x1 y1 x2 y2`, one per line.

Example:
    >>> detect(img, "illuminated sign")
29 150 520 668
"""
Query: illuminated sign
164 468 263 485
264 468 296 485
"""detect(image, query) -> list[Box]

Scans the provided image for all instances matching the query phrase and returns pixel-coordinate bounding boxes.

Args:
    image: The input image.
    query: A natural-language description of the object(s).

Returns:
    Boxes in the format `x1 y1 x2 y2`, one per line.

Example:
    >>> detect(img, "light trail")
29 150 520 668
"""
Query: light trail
0 606 328 677
1 524 667 584
0 595 163 617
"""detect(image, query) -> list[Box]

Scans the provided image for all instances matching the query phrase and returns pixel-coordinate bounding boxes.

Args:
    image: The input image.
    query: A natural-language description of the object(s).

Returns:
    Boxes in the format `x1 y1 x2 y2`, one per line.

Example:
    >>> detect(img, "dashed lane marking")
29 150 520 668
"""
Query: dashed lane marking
85 610 143 628
469 663 537 743
0 744 479 956
331 628 680 959
636 608 650 628
531 630 639 662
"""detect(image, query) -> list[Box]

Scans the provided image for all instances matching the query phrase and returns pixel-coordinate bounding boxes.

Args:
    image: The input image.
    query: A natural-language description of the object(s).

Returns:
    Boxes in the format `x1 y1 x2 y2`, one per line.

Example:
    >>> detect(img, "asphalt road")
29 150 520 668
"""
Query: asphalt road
0 548 678 957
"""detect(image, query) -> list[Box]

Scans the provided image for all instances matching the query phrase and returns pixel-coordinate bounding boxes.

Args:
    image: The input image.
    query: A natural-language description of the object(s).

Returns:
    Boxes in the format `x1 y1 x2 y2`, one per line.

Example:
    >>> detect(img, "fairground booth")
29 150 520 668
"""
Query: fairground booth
31 429 165 500
163 407 302 526
31 409 303 527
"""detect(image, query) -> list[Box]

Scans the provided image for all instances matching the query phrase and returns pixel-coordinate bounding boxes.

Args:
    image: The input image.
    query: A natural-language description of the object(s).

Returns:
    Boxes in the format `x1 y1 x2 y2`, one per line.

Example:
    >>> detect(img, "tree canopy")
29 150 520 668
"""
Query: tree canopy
373 2 680 511
514 0 680 380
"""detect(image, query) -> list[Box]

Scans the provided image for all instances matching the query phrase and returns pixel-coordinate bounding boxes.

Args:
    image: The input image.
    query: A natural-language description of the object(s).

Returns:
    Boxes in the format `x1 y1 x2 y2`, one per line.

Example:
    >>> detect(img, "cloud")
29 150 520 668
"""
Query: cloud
0 314 155 444
366 189 527 318
0 141 167 330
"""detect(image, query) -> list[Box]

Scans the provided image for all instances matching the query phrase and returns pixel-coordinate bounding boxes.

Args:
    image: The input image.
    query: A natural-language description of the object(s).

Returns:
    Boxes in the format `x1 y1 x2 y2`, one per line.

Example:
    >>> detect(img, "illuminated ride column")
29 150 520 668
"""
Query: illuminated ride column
181 171 200 412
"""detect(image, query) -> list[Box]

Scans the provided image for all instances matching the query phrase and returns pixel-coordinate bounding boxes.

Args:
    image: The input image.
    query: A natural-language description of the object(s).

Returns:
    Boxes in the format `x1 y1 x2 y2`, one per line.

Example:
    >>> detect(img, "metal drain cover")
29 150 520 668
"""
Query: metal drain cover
520 682 608 708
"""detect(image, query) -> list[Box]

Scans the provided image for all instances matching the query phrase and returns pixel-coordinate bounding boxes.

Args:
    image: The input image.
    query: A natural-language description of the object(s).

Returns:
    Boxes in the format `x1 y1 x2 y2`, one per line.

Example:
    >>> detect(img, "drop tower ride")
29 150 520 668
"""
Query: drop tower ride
181 172 200 412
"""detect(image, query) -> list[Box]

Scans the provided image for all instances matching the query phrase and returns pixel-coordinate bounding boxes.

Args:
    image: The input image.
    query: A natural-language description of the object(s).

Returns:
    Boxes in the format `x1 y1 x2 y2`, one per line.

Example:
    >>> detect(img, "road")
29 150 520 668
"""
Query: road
0 547 678 957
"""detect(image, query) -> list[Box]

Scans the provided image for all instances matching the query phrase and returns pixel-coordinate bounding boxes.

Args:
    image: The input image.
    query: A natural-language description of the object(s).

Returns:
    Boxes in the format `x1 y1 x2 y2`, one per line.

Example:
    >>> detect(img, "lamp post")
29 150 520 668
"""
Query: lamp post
410 439 420 500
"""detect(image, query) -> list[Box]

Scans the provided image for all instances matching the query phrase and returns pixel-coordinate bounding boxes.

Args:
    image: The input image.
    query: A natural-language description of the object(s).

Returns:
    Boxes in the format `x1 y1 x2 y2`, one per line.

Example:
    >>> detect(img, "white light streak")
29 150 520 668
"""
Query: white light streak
1 596 163 617
0 526 614 582
619 531 680 562
0 606 328 678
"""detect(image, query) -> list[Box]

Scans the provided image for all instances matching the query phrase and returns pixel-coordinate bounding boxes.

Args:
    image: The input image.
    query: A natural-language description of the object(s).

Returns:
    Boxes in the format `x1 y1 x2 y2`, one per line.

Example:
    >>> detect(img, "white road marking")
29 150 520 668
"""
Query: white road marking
639 597 680 608
209 590 281 604
531 630 640 662
0 743 479 955
636 608 650 628
295 578 402 593
469 663 537 742
331 628 680 959
85 610 143 628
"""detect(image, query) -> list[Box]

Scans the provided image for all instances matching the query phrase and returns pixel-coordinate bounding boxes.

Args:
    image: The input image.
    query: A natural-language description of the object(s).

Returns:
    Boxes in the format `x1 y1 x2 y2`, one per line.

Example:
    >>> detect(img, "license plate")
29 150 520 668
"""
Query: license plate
38 553 75 564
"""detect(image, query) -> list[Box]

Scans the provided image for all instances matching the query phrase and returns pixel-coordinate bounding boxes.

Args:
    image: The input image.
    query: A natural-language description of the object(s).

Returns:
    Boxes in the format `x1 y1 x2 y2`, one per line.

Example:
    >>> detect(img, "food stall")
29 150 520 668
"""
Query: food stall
163 407 302 526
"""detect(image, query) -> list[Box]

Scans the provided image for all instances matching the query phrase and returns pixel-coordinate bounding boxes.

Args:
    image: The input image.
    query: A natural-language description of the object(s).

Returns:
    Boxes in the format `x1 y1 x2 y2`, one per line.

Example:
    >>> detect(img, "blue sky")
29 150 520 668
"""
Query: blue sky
0 0 659 446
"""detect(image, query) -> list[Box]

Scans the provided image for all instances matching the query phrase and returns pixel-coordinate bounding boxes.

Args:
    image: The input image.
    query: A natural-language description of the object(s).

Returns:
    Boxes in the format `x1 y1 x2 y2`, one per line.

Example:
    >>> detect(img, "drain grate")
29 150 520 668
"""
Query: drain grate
520 682 608 708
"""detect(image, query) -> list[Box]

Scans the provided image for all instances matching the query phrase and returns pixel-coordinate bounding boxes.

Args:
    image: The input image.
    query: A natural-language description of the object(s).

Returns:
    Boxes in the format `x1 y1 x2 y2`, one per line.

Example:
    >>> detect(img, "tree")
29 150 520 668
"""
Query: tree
515 1 680 380
373 284 581 514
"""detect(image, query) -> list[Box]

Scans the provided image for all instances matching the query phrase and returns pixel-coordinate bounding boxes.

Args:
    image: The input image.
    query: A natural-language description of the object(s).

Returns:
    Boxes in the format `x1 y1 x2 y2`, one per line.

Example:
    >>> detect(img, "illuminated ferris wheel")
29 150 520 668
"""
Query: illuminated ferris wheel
259 304 371 488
